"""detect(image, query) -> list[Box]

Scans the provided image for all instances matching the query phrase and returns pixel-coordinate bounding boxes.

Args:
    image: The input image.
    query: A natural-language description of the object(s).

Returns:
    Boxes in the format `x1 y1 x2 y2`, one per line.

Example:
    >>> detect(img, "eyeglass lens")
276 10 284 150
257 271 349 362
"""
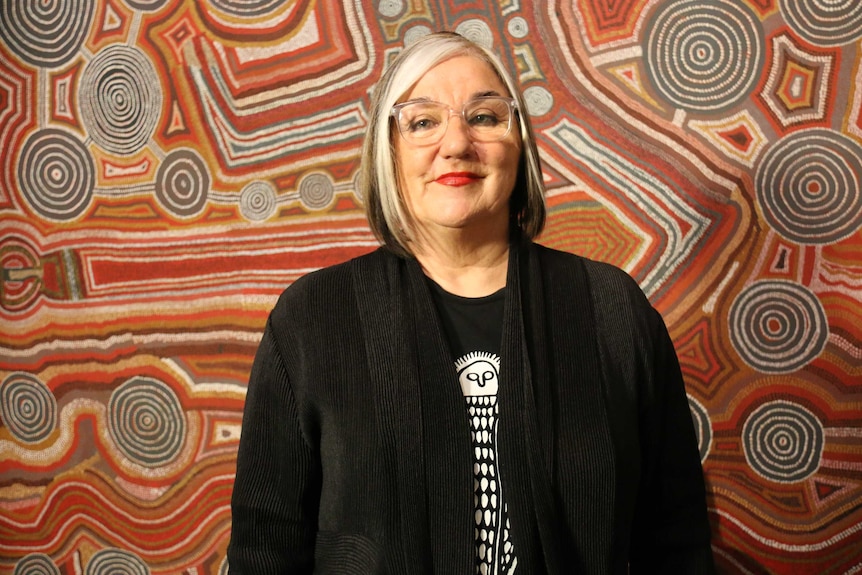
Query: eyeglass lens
394 97 514 144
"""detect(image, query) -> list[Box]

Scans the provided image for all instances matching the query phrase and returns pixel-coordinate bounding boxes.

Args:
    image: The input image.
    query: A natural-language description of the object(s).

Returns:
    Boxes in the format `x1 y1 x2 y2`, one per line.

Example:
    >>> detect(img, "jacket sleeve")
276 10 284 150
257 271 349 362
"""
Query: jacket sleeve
227 318 320 574
628 307 716 574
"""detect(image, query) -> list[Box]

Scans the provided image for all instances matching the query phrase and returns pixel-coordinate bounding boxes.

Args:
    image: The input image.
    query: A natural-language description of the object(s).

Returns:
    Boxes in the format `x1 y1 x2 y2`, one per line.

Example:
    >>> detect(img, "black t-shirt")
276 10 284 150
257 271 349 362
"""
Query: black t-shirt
427 279 518 574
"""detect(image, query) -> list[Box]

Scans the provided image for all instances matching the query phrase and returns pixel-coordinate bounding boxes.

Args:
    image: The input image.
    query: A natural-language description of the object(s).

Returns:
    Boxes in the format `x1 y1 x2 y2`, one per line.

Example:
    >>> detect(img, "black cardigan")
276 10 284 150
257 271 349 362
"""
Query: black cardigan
227 239 715 574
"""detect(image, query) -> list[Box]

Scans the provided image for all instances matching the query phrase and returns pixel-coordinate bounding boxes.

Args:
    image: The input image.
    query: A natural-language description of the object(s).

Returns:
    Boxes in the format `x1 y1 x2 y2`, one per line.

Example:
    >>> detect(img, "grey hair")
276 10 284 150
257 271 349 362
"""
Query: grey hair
359 31 546 256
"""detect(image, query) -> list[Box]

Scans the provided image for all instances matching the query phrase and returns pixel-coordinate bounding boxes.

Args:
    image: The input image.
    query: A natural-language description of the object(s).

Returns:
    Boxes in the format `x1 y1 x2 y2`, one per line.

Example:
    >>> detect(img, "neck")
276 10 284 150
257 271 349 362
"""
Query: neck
410 227 510 297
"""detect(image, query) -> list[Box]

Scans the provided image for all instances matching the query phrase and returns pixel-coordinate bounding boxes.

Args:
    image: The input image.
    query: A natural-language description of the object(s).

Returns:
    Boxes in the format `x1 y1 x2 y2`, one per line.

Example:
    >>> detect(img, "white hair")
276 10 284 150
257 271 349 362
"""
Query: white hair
360 31 546 255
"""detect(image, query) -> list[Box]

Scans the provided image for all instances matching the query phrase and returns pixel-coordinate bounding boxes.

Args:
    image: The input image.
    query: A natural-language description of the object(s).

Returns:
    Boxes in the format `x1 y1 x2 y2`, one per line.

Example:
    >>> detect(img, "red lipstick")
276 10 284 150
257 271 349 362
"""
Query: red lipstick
435 172 481 186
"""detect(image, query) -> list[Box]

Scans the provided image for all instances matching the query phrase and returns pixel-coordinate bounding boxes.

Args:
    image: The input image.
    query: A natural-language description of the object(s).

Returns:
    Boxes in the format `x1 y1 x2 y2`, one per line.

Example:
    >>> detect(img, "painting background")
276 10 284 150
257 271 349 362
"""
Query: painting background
1 1 860 573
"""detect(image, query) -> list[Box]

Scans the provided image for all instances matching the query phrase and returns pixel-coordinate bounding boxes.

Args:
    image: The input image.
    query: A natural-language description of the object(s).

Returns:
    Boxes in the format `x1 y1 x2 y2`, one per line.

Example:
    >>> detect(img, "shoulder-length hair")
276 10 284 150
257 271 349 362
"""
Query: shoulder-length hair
359 31 546 256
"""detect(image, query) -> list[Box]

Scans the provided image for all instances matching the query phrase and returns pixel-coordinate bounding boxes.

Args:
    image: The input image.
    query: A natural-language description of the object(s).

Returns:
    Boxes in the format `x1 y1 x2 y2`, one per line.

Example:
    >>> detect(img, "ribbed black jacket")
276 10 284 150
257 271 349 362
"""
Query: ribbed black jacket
227 238 715 574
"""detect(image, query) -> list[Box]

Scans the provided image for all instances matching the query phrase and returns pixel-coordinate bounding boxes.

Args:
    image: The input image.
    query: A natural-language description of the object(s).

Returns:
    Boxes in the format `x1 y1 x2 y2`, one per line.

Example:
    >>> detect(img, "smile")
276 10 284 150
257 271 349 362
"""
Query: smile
435 172 481 186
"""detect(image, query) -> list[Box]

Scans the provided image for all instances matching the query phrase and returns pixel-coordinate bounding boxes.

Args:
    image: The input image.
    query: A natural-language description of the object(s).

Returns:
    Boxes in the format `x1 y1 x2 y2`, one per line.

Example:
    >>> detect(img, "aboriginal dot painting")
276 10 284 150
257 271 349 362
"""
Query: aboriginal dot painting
1 1 860 573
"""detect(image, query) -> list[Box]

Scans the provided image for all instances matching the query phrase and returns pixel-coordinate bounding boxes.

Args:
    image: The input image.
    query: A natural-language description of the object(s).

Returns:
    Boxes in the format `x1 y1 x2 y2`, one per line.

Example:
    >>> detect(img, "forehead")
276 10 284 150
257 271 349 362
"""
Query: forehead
402 54 510 102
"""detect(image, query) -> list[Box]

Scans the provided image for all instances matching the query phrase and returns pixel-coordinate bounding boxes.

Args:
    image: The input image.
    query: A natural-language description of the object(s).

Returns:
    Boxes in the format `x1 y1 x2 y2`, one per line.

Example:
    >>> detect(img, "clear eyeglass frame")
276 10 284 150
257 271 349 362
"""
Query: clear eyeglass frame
390 96 518 146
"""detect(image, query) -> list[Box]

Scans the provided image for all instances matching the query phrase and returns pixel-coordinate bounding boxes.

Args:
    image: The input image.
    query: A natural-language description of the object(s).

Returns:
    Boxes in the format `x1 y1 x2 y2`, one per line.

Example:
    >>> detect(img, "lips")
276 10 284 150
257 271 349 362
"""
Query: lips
435 172 482 186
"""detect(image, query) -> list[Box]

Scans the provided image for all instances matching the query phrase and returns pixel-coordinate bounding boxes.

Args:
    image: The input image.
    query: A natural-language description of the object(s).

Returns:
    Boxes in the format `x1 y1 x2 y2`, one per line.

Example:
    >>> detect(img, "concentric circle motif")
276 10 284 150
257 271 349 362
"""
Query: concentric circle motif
743 399 824 483
404 25 433 46
154 149 210 218
108 377 186 468
240 181 277 221
79 45 162 155
0 237 42 313
523 86 554 117
756 129 862 245
351 170 363 203
13 553 59 575
84 548 149 575
378 0 404 18
508 17 529 39
729 280 828 373
455 19 494 49
0 372 57 444
0 0 94 68
123 0 170 10
298 172 335 210
645 0 764 112
17 128 95 221
688 395 712 463
780 0 862 46
205 0 286 17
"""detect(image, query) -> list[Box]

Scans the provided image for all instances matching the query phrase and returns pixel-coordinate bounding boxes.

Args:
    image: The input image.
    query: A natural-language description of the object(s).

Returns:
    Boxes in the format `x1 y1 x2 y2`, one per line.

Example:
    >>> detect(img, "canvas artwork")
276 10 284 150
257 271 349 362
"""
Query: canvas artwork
1 1 860 573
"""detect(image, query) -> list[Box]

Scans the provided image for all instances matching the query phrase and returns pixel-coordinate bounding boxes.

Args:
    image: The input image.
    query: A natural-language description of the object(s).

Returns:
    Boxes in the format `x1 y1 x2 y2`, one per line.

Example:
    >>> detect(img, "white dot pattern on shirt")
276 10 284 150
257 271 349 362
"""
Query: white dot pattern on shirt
467 394 516 574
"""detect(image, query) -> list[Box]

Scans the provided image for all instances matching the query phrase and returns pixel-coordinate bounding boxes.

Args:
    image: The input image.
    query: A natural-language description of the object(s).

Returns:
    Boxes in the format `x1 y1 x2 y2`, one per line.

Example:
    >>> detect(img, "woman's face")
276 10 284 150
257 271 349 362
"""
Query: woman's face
393 55 522 245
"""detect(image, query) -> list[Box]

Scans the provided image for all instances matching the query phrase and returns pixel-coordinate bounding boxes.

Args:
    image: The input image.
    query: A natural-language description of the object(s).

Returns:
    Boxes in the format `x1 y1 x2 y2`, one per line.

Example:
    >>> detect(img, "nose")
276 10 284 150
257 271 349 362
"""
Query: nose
439 111 473 155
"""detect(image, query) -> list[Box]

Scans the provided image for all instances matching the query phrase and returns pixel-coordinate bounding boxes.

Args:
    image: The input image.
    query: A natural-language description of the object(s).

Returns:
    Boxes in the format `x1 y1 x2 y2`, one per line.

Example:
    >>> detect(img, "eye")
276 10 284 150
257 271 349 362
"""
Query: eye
466 99 510 128
398 103 445 134
468 110 502 127
406 116 439 132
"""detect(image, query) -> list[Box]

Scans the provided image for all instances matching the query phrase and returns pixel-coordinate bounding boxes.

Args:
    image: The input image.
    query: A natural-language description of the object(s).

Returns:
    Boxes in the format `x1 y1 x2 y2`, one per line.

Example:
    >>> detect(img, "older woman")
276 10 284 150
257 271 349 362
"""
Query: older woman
227 31 715 574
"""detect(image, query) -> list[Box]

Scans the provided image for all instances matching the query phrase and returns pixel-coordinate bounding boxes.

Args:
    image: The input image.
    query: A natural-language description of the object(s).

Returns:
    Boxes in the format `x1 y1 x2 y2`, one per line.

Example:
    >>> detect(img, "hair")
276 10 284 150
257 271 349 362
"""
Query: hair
359 31 546 256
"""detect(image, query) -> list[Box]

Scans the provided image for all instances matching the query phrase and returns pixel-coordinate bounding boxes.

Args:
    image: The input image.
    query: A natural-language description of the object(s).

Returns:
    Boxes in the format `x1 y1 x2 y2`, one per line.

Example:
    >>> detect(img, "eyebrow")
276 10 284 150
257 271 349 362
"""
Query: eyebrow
399 91 506 105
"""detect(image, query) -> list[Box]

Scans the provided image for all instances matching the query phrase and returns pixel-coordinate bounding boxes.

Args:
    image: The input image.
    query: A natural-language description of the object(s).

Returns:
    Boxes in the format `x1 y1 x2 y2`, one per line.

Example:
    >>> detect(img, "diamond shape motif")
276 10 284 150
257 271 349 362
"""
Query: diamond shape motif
777 61 817 110
758 32 836 130
689 110 768 167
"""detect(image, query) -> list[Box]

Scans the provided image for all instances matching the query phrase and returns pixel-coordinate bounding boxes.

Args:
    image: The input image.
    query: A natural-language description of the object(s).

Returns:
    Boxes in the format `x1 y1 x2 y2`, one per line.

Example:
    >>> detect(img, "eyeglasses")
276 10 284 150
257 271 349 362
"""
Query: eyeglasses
390 96 518 146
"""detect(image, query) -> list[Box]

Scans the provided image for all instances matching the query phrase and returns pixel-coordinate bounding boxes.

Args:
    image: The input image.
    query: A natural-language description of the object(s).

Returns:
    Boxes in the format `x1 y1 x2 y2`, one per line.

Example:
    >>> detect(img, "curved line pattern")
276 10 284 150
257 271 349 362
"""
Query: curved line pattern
0 0 94 67
155 149 211 218
17 128 95 221
13 553 59 575
742 400 824 483
108 377 186 468
79 45 163 155
756 129 862 245
780 0 862 46
645 0 764 112
84 548 148 575
0 372 57 444
729 280 828 373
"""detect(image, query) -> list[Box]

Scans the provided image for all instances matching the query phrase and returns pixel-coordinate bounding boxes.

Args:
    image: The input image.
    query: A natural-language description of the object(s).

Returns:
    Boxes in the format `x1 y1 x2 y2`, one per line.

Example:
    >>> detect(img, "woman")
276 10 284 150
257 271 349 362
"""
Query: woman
227 31 715 574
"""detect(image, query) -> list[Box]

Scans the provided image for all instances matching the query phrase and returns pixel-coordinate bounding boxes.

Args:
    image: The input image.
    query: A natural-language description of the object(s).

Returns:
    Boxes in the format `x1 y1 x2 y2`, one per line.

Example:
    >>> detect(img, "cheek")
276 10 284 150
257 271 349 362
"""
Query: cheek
394 149 433 211
393 146 415 200
490 135 521 164
394 144 432 180
492 146 521 185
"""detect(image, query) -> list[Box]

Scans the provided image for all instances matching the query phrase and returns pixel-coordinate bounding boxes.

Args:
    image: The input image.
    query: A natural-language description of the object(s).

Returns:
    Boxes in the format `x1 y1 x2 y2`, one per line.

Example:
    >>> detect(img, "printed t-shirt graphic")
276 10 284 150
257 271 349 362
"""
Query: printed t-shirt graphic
456 351 517 574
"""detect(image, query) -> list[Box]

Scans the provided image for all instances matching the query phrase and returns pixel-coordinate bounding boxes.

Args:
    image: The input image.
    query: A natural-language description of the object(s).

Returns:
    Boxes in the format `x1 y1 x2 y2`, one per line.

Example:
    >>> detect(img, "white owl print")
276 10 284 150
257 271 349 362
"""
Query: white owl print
455 352 517 575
